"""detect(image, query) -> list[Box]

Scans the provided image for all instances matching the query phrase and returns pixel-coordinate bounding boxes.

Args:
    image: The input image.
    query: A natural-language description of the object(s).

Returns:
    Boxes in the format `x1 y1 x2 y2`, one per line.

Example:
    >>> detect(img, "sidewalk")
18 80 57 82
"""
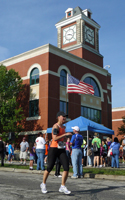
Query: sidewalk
1 161 125 181
3 160 125 169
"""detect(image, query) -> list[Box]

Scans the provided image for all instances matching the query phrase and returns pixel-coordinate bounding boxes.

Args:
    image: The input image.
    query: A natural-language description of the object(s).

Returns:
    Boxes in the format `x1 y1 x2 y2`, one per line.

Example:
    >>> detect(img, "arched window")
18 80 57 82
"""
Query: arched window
30 68 39 85
60 69 67 87
84 77 100 97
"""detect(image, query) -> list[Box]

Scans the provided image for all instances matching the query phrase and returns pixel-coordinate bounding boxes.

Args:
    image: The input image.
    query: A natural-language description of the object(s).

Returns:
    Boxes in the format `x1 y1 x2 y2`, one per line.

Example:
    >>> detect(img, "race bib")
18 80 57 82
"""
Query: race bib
58 141 65 149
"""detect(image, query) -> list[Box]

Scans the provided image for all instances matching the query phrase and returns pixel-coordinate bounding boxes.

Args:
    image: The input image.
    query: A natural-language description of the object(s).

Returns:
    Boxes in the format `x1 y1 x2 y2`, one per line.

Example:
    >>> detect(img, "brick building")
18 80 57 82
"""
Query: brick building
112 107 125 142
0 7 112 143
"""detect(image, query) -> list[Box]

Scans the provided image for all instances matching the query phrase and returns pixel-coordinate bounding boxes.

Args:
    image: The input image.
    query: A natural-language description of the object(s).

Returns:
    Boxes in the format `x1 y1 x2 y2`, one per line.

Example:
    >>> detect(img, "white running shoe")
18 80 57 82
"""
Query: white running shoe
40 183 47 194
71 175 78 179
58 175 62 178
59 185 71 194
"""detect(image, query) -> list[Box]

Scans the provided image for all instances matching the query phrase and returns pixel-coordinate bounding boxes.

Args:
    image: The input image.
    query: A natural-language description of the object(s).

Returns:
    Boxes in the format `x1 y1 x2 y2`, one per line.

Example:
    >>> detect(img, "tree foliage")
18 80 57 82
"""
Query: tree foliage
0 65 25 140
117 116 125 136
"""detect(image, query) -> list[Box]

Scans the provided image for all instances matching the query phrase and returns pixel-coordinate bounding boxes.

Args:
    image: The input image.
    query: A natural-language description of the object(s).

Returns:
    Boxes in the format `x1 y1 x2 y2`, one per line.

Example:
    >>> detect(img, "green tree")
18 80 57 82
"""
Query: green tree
117 116 125 136
0 65 24 140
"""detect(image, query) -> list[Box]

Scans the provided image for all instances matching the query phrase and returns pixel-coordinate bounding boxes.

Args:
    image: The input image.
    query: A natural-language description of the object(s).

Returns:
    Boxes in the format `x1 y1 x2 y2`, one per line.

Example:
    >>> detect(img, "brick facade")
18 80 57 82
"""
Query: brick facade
0 7 113 143
112 107 125 142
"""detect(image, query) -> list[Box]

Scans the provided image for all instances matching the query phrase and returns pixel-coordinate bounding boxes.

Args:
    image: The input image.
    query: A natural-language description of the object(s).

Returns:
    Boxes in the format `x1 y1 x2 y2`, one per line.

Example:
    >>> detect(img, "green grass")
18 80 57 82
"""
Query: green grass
82 168 125 176
1 164 30 169
1 164 125 176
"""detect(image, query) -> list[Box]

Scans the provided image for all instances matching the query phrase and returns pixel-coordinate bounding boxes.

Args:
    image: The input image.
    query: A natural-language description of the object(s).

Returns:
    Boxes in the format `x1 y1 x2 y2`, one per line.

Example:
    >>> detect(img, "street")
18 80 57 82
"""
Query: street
0 171 125 200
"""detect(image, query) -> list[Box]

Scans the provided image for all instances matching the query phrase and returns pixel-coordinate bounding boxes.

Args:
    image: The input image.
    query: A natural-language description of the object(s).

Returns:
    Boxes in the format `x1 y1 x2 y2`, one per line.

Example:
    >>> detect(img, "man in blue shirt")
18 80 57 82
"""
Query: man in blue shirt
70 126 83 178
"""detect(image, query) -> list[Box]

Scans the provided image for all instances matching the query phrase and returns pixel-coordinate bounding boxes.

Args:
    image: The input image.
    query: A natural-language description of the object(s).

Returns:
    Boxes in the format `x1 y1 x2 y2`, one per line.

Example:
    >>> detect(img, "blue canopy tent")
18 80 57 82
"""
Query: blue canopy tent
46 116 114 135
46 116 114 166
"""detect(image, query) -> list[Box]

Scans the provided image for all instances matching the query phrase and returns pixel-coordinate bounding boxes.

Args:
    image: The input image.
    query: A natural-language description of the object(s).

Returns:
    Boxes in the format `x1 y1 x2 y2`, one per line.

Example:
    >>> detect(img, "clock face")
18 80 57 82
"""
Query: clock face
85 25 95 45
63 25 76 45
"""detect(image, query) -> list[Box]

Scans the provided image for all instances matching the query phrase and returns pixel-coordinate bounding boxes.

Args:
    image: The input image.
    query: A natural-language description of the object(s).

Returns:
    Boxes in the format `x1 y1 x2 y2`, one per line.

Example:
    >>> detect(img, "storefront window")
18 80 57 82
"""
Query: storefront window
81 106 101 124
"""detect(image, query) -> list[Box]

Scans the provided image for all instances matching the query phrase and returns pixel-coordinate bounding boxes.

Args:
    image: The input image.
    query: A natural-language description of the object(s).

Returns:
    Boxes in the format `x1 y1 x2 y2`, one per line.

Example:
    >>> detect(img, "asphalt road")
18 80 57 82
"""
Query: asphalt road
0 171 125 200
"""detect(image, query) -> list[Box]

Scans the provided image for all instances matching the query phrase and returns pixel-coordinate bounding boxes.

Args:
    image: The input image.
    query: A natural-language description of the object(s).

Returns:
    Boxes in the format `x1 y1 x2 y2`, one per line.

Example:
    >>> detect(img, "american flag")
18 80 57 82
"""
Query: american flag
67 74 94 95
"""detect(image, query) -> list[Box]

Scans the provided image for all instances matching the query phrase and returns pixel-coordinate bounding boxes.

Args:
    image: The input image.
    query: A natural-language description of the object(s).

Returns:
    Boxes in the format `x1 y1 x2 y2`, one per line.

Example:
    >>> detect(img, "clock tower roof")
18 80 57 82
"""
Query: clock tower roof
56 6 100 29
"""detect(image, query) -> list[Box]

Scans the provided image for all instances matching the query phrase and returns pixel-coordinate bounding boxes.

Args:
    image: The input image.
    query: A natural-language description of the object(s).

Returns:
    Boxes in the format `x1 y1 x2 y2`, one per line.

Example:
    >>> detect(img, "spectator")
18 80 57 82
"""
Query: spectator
81 139 86 166
5 143 9 160
29 143 35 170
33 142 37 164
100 141 107 167
44 141 49 164
54 157 62 177
122 135 125 164
20 137 29 165
0 137 4 166
83 143 87 166
88 135 93 167
3 141 6 160
92 132 101 168
66 138 71 164
8 142 13 164
12 143 15 162
106 137 112 166
119 149 123 163
110 137 120 168
70 126 83 178
35 132 46 171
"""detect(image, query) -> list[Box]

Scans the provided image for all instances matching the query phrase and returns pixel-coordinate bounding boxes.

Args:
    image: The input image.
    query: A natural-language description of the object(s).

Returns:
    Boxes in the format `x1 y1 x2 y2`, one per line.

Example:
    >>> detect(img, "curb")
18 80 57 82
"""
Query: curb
83 173 125 181
0 167 125 181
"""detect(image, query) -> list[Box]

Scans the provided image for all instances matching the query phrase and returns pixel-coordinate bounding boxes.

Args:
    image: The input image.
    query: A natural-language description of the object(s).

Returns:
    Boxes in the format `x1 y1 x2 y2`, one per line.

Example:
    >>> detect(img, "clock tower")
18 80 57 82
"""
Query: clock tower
55 7 103 67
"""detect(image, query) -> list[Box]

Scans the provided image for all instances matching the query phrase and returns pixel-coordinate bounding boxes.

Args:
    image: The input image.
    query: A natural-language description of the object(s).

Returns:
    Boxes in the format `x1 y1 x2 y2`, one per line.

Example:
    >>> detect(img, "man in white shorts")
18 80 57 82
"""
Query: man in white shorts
20 137 29 165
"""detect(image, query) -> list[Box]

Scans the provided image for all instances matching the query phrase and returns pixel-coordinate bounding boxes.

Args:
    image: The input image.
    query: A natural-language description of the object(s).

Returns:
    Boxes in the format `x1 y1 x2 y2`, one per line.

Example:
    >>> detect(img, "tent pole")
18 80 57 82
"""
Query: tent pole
87 130 89 166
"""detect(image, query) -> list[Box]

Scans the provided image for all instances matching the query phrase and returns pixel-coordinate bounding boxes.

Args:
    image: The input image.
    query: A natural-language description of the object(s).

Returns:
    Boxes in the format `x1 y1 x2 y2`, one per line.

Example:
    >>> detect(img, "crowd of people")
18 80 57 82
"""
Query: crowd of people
0 131 125 171
0 111 125 194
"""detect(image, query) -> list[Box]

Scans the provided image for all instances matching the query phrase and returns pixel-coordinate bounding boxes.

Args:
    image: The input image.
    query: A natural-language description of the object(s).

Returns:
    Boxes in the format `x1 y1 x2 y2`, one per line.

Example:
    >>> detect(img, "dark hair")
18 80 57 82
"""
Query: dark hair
94 132 99 137
56 111 66 118
38 132 42 137
114 137 119 143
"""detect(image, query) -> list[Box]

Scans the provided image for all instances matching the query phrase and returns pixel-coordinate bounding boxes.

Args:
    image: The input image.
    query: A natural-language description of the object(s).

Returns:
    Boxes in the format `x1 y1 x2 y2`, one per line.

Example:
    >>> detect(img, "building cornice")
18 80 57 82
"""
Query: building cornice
0 43 108 77
112 119 123 122
112 107 125 112
0 44 50 66
49 44 108 77
55 14 100 29
62 43 103 58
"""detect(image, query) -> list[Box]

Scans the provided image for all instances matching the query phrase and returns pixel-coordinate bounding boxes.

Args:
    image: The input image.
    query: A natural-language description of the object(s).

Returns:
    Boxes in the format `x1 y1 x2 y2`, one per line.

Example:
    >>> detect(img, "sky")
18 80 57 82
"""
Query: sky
0 0 124 109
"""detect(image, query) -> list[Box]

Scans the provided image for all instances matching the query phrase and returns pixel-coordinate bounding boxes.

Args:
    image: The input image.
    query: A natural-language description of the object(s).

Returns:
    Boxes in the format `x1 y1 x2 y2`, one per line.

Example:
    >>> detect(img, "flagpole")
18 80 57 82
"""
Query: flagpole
66 74 68 116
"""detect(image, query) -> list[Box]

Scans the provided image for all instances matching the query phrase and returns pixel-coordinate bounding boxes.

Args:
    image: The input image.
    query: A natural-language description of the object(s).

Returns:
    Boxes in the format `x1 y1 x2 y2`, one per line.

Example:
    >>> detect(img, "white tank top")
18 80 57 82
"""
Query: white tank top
123 139 125 150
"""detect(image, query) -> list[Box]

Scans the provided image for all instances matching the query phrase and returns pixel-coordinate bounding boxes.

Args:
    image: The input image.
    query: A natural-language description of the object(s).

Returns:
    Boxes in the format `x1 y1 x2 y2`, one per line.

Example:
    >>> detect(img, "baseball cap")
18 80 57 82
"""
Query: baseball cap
56 111 66 118
71 126 80 132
